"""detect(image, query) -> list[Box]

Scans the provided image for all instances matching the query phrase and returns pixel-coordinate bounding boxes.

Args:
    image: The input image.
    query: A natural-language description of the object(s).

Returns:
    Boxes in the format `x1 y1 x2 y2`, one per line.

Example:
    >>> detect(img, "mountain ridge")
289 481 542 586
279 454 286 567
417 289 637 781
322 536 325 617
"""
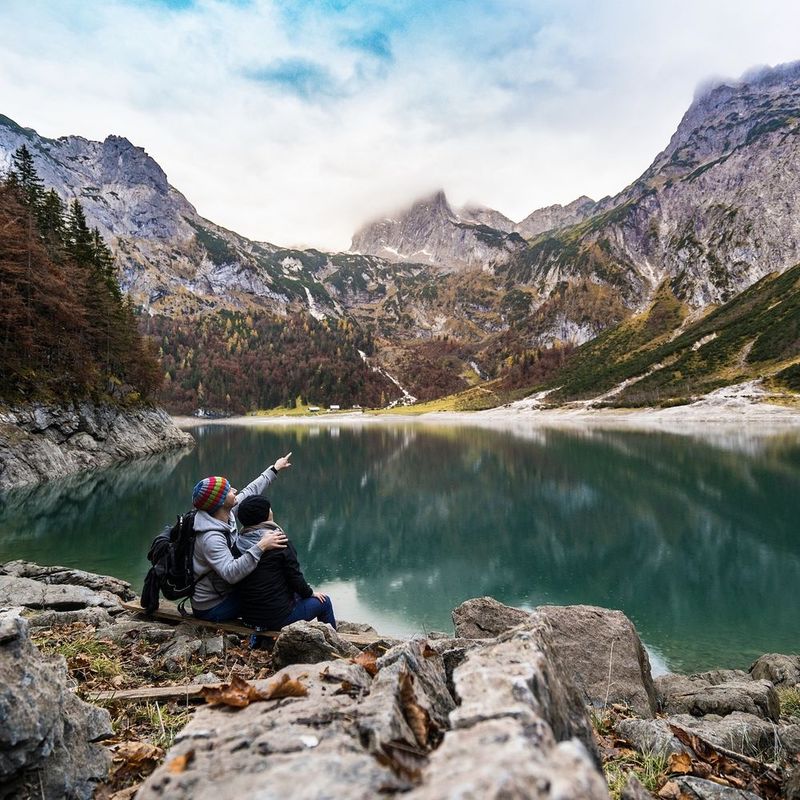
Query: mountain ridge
3 59 800 411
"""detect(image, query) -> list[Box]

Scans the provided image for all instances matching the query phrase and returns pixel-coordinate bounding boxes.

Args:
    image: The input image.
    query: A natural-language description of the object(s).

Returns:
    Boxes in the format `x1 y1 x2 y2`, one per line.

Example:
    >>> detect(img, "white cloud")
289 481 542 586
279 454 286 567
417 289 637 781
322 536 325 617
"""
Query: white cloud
1 0 799 250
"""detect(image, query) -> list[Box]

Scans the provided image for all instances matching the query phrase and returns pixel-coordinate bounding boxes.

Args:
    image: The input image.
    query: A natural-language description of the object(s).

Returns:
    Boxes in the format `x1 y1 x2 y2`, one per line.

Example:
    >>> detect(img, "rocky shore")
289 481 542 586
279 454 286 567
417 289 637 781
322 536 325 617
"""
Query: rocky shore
0 403 193 492
1 561 799 799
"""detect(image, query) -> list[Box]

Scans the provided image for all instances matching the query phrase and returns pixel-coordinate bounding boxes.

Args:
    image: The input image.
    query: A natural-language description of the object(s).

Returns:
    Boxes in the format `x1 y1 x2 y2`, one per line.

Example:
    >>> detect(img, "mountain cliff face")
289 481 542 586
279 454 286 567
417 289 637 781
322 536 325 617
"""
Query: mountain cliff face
349 190 526 271
504 61 800 309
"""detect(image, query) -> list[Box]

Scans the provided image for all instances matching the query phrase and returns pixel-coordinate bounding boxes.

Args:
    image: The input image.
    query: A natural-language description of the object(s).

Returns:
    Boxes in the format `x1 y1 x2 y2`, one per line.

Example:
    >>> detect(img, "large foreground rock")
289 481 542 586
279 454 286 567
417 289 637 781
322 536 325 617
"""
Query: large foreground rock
452 598 657 718
537 604 657 718
0 607 112 799
0 402 193 491
412 619 608 799
138 628 609 799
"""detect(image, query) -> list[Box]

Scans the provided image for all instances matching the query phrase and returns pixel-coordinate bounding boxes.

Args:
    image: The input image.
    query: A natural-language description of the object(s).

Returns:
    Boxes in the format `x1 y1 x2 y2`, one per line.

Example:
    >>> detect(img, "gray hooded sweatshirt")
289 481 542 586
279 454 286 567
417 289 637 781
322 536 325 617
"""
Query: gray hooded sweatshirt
190 466 278 611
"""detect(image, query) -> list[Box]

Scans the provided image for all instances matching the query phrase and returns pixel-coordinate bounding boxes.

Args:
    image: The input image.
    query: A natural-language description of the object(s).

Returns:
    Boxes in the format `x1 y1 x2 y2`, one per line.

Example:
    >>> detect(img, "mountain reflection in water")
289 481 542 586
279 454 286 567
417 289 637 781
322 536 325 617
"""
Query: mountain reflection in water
1 423 798 673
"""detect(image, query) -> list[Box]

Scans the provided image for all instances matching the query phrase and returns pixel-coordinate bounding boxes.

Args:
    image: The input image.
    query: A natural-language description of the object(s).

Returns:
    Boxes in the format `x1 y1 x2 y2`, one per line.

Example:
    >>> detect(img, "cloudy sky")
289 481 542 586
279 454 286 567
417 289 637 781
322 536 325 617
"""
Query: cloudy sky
1 0 799 251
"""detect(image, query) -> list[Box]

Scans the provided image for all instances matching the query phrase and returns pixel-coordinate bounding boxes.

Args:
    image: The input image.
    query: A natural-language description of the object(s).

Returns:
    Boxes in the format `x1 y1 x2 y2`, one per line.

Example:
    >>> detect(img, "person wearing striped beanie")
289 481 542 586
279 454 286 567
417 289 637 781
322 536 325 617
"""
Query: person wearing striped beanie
192 475 233 514
190 452 293 622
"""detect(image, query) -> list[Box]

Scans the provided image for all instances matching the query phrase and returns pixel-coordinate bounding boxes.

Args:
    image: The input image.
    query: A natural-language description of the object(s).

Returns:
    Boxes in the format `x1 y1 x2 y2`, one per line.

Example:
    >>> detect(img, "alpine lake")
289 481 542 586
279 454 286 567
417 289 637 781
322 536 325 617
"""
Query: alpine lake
2 419 799 675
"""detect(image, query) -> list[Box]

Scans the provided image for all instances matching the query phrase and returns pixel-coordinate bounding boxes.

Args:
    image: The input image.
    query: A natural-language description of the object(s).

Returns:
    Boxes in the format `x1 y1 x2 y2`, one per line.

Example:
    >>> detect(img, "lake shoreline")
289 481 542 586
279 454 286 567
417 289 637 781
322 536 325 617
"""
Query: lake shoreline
172 390 800 439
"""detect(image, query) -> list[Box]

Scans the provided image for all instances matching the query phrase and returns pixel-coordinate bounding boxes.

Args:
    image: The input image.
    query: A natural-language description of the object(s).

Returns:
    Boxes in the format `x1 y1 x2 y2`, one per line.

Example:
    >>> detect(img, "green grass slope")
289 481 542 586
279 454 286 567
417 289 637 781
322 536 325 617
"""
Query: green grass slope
537 263 800 406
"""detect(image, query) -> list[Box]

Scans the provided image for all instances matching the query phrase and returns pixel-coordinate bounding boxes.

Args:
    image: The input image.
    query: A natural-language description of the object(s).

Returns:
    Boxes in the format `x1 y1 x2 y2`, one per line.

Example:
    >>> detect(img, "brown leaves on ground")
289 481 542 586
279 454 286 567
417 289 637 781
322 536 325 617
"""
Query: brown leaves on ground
352 650 379 676
167 749 195 774
202 674 265 707
263 673 308 700
666 724 784 799
202 672 308 707
399 670 431 748
106 741 164 785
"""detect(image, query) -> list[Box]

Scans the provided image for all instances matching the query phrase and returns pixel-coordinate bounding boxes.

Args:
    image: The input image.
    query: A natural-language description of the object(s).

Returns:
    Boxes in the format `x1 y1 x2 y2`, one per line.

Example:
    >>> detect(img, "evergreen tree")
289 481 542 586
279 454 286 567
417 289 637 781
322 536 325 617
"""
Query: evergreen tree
38 189 66 255
9 145 44 211
66 199 95 265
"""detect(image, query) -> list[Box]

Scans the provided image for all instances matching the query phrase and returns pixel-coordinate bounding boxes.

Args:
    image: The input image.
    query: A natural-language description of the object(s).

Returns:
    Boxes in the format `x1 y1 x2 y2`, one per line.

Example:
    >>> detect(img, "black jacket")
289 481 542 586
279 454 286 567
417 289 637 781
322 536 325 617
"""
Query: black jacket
235 522 313 629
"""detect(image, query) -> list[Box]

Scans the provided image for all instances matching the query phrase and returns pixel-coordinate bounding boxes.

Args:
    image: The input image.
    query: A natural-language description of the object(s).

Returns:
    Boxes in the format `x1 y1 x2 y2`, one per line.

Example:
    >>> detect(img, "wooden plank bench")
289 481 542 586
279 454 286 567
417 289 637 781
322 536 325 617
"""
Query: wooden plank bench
120 600 380 647
90 684 211 703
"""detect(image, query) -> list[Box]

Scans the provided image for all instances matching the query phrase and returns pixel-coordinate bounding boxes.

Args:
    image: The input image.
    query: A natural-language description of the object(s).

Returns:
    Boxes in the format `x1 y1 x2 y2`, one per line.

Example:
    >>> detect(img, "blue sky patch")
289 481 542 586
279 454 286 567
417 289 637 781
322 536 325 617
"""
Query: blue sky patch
246 58 342 100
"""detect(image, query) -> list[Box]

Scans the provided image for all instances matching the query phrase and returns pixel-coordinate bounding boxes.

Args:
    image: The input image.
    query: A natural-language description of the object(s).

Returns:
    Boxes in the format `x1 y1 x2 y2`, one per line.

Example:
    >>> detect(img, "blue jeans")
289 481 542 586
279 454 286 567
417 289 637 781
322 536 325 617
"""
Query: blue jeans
281 595 337 629
193 593 240 622
248 595 337 649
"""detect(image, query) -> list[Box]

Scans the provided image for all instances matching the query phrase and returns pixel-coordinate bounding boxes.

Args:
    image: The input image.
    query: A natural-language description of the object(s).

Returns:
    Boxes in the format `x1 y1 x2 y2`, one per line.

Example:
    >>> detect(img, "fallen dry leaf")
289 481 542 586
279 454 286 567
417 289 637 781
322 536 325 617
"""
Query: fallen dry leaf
114 741 163 766
668 751 693 775
263 673 308 700
352 650 379 676
167 750 195 774
422 643 438 659
399 670 429 748
201 674 264 708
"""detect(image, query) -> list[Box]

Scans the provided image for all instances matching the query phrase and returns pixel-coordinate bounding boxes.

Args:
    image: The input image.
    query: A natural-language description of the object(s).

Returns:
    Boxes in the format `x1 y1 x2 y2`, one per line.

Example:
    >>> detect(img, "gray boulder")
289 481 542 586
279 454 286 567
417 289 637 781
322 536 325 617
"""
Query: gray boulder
673 712 781 760
656 674 780 721
779 723 800 756
0 607 112 799
618 711 782 761
271 620 360 669
1 560 135 600
671 776 763 799
536 604 658 718
26 607 115 629
451 596 530 638
615 717 686 758
750 653 800 688
0 575 123 613
411 618 608 798
425 636 491 698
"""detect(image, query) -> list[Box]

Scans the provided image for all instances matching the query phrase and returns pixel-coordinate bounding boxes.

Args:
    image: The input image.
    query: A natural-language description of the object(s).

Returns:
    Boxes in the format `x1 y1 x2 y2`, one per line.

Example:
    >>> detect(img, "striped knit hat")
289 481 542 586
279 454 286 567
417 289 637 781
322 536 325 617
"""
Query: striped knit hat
192 476 231 513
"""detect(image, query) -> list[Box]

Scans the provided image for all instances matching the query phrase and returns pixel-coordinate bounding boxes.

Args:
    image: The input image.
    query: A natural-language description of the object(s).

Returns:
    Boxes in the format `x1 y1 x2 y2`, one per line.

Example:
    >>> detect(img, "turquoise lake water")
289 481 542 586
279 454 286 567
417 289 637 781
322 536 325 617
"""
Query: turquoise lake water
1 422 799 673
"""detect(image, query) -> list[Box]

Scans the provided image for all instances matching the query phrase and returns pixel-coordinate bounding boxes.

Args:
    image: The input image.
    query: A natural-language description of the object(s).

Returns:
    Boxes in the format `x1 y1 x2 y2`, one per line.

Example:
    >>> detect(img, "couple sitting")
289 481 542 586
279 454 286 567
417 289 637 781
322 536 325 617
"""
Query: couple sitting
188 452 335 633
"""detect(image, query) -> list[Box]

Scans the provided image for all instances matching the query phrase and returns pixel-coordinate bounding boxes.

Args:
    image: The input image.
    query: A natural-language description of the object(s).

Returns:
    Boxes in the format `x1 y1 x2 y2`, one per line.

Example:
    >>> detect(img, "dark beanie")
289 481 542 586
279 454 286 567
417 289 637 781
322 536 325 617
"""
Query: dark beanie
237 495 271 527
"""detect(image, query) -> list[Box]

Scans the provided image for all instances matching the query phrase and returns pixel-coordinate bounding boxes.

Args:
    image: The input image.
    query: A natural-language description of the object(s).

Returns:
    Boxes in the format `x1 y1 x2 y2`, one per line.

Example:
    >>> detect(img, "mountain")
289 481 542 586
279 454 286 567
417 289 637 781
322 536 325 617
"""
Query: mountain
349 190 526 271
513 195 599 239
536 261 800 407
0 114 358 320
3 59 800 411
502 61 800 309
457 195 599 239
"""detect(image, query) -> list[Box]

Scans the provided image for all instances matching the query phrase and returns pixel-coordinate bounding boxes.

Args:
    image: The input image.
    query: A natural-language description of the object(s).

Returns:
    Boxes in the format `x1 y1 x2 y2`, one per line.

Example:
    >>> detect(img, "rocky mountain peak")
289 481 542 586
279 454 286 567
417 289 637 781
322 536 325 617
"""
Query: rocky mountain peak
647 59 800 179
350 189 524 270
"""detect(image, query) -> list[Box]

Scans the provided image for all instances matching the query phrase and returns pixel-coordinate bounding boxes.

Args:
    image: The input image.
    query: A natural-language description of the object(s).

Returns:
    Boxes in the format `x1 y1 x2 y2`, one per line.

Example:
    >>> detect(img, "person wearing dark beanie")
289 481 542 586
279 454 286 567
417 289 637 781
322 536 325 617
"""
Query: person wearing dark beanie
190 453 293 622
236 494 336 635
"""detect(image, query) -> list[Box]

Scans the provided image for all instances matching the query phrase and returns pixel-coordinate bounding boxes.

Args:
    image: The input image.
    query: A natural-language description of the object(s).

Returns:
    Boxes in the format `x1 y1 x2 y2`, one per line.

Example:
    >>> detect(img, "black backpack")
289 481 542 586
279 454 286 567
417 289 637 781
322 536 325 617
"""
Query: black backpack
141 510 231 616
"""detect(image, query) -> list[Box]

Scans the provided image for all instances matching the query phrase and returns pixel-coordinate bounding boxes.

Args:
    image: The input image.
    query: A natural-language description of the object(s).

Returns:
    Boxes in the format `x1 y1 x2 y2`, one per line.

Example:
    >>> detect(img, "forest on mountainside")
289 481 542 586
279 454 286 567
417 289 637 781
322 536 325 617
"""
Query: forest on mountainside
0 146 162 405
149 311 399 414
